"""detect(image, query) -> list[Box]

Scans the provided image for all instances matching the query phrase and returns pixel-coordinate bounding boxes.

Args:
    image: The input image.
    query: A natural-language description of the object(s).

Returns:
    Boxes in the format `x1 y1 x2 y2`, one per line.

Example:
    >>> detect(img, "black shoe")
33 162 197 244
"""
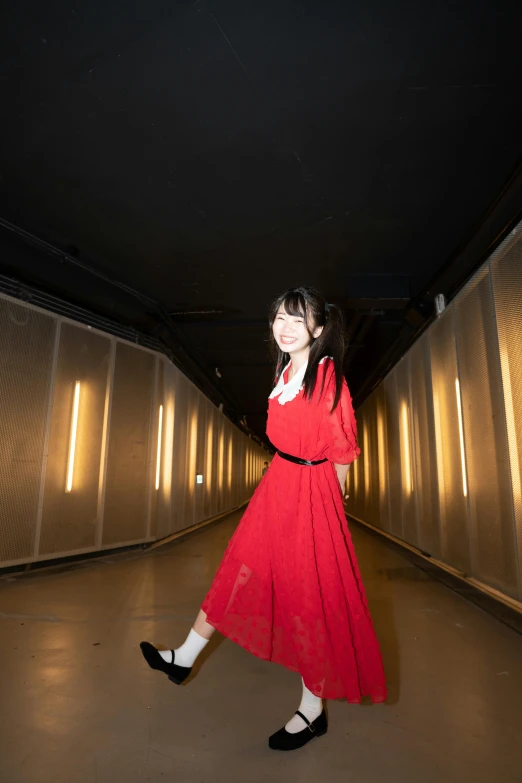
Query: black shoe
139 641 192 684
268 709 327 751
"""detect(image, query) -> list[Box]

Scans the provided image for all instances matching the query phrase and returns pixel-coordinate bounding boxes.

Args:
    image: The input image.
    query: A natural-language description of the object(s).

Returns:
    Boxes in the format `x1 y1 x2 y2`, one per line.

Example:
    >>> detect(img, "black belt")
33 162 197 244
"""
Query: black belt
276 450 328 467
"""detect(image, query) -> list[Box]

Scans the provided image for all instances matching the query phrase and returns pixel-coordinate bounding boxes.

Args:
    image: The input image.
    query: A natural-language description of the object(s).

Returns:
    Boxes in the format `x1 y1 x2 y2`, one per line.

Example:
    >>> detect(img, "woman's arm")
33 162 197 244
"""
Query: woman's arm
334 462 350 496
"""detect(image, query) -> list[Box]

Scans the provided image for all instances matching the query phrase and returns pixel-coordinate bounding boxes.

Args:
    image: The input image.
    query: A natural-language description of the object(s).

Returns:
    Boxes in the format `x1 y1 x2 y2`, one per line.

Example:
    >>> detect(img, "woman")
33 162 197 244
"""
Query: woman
140 286 386 751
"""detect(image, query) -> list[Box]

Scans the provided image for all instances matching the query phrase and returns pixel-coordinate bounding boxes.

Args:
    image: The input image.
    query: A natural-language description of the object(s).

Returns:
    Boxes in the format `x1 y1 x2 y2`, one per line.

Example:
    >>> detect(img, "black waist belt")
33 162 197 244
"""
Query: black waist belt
276 450 328 467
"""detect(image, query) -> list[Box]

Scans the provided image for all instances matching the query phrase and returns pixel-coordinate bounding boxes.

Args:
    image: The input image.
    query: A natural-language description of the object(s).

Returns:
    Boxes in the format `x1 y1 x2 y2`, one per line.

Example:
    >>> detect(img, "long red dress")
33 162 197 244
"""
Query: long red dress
201 358 387 703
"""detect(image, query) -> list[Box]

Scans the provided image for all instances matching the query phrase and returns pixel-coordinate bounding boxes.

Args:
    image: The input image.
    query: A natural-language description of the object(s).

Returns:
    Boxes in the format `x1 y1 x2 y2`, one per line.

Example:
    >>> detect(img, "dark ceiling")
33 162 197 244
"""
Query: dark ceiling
1 0 522 443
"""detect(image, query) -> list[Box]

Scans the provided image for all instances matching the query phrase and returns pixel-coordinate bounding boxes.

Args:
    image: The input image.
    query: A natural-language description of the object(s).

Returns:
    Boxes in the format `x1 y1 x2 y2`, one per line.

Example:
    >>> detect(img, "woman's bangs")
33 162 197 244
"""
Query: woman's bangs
281 292 306 320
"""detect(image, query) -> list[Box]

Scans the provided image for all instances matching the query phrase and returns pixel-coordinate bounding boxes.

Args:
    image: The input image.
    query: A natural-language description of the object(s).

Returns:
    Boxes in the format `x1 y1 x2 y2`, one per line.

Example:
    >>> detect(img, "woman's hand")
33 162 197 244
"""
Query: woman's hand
334 462 350 497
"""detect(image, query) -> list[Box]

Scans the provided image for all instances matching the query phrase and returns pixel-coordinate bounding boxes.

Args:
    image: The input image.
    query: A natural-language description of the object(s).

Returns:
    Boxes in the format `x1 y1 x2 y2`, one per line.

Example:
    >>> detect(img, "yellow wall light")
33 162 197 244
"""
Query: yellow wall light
66 381 81 493
400 401 413 494
155 404 163 491
455 379 468 497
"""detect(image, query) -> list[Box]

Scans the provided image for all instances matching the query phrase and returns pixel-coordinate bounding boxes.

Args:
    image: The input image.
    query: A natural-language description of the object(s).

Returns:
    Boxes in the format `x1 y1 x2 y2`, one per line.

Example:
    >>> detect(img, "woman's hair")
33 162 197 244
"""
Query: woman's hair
268 286 346 411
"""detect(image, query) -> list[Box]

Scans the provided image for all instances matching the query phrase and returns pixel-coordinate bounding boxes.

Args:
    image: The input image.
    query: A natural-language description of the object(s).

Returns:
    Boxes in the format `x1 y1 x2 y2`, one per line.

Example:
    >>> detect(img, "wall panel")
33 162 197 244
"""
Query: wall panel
195 392 207 525
491 235 522 596
409 336 440 558
383 372 403 539
171 371 189 533
395 355 418 547
429 310 471 572
39 323 110 555
102 342 155 546
0 300 56 563
455 271 518 595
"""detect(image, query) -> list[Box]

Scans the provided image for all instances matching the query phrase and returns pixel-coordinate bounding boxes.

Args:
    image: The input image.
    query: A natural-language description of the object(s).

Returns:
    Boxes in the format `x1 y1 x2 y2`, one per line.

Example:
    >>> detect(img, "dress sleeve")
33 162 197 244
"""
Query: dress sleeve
320 362 361 465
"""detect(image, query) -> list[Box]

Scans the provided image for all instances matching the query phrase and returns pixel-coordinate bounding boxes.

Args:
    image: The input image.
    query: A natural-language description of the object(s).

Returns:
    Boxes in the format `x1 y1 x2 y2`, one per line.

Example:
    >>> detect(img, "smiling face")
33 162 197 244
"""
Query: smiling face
272 304 323 358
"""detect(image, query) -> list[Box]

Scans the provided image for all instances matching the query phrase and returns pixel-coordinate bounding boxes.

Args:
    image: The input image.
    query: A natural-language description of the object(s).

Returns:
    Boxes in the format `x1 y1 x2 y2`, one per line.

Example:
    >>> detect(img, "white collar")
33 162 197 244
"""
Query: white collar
269 361 307 405
268 356 330 406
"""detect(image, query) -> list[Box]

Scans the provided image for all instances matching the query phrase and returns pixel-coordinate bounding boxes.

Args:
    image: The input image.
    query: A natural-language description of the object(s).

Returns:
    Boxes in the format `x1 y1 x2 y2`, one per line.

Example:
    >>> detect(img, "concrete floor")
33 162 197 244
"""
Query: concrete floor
1 512 522 783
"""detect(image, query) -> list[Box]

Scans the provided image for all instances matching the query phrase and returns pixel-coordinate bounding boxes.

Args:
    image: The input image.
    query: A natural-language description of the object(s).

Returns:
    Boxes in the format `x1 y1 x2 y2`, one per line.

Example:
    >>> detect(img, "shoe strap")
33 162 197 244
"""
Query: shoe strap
295 710 315 732
170 650 175 664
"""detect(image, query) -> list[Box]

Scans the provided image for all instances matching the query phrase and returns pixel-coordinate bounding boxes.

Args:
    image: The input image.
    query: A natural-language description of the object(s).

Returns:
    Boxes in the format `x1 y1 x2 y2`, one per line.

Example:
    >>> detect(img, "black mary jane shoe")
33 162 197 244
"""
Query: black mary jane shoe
139 641 192 685
268 709 327 751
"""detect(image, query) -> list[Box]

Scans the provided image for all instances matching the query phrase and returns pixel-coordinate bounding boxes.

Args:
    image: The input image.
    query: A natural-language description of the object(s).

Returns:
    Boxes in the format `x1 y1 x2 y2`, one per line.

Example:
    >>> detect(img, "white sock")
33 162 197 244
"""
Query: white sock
285 679 323 733
159 628 209 668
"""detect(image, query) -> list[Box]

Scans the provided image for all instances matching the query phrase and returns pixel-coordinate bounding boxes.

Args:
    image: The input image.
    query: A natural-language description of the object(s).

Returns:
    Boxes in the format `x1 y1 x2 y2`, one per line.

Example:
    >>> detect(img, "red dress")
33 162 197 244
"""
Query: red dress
202 359 387 702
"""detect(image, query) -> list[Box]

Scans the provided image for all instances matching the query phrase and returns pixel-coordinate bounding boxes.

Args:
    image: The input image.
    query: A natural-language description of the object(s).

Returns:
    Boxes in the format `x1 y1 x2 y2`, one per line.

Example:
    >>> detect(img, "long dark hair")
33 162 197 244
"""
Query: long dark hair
268 286 345 411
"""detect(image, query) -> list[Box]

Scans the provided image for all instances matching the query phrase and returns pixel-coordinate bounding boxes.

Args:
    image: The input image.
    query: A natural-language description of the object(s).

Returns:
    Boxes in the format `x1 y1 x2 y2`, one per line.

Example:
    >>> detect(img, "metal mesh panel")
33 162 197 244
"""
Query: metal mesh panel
348 404 362 520
201 398 212 521
231 429 239 509
383 371 403 539
209 405 219 518
395 355 418 547
237 434 246 505
157 359 175 539
225 422 234 508
171 370 189 532
491 235 522 599
355 411 367 522
102 342 155 545
362 394 379 527
39 323 110 555
409 335 441 558
374 383 391 533
148 357 162 539
0 297 57 563
429 310 471 572
184 391 199 528
221 420 229 510
194 392 207 525
216 415 225 512
455 270 518 595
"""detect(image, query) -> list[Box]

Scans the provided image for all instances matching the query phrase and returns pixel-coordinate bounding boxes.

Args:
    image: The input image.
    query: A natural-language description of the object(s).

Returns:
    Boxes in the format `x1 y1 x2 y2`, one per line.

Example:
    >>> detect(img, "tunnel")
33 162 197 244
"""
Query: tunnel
1 1 522 780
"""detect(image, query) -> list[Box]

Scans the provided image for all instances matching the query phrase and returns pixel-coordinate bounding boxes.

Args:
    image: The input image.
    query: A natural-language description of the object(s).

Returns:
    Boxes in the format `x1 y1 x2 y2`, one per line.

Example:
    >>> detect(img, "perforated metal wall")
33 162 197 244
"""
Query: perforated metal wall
455 270 518 595
409 336 440 558
0 300 57 562
0 293 266 568
346 220 522 604
39 323 111 555
490 230 522 595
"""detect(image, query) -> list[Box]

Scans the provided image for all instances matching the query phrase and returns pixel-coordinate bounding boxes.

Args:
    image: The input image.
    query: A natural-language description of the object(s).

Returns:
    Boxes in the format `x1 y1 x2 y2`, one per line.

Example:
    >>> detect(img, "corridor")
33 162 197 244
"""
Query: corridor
1 511 521 783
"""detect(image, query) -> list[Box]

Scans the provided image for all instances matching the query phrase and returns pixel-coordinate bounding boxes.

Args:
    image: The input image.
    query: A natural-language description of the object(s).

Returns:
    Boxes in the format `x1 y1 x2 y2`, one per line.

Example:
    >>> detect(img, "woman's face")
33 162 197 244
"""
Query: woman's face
272 305 323 355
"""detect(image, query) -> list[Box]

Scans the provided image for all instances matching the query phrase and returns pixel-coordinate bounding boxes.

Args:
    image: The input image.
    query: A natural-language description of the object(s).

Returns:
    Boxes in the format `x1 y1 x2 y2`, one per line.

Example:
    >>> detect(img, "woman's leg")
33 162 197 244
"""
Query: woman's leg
157 609 216 667
284 678 323 733
193 609 216 640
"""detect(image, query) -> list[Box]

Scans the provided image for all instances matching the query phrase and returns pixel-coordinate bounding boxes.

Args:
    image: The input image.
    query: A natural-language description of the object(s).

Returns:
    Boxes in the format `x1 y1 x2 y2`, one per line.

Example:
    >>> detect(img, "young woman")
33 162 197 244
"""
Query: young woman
140 286 386 751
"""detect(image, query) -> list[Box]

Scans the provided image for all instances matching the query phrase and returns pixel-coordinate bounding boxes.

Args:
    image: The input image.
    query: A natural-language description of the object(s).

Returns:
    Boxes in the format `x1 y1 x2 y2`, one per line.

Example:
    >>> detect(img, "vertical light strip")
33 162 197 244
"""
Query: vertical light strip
227 436 233 489
66 381 81 493
432 391 445 502
206 422 213 492
218 430 224 490
189 412 198 491
400 401 412 494
155 404 163 491
499 349 522 506
163 397 174 499
363 423 370 497
455 379 468 497
377 409 386 498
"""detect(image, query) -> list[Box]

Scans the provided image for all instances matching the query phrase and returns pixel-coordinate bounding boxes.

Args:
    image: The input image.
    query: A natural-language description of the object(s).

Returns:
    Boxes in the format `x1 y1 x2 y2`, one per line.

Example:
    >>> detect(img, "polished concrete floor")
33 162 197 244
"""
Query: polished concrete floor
1 512 522 783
